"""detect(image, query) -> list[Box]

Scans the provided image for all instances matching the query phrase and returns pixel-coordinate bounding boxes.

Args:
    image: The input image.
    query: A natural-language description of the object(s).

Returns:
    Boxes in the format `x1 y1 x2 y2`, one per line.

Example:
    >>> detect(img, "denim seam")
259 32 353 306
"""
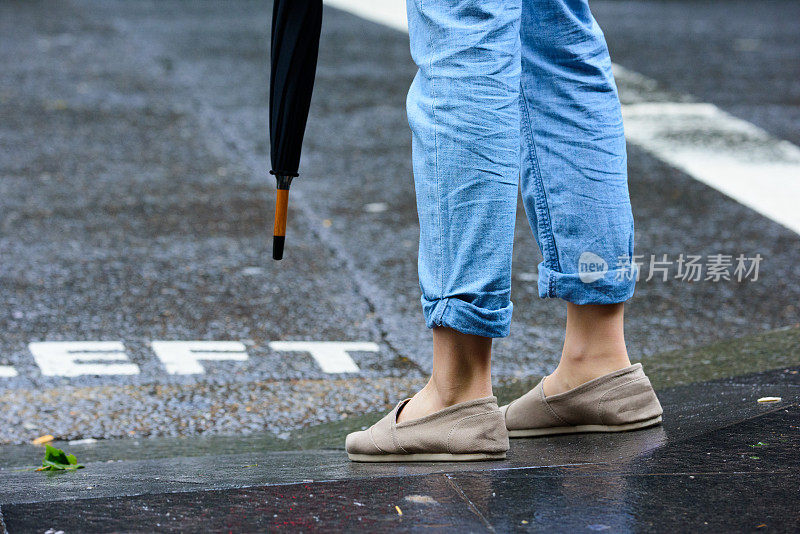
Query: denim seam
422 0 446 303
433 75 445 301
519 83 560 298
435 296 451 326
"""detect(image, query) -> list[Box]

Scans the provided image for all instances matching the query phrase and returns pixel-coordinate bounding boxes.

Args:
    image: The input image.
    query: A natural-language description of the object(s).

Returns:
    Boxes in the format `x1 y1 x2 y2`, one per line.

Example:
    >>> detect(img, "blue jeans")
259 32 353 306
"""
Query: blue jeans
406 0 636 338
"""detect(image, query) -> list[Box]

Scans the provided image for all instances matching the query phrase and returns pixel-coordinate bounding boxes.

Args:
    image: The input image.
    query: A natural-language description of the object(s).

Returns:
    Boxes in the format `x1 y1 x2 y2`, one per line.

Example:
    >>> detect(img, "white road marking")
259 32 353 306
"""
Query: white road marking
151 341 249 375
269 341 378 373
68 438 98 445
29 341 140 377
621 103 800 234
241 266 265 276
364 202 389 213
323 0 800 235
11 339 378 378
324 0 408 31
0 366 18 378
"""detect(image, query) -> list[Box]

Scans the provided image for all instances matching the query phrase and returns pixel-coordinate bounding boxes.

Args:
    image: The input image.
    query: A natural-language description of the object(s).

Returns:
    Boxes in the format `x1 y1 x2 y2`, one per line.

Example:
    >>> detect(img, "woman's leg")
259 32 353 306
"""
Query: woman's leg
401 0 522 420
518 0 635 393
498 1 663 436
543 303 631 396
398 327 492 422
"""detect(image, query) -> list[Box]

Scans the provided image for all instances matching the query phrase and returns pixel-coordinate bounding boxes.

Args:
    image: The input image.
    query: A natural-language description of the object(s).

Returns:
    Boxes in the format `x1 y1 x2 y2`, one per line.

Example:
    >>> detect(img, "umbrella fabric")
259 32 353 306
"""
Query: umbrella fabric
269 0 323 178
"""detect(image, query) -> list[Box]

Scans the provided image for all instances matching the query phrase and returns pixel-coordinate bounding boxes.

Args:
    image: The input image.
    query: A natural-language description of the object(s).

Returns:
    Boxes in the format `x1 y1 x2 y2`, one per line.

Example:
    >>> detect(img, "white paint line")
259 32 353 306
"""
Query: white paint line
151 341 249 375
0 365 19 378
29 341 140 377
241 266 265 276
325 0 408 31
364 201 389 213
269 341 378 373
323 0 800 235
68 438 98 445
622 103 800 234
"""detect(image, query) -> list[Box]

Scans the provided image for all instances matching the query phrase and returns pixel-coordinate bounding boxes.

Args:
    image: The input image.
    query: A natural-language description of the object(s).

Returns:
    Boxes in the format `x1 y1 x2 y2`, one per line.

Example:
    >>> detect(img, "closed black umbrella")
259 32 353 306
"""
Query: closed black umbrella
269 0 323 260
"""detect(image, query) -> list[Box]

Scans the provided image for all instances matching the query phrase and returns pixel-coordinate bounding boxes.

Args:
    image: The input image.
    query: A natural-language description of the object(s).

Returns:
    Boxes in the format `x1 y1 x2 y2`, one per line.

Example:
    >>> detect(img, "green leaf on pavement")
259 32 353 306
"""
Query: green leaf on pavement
36 444 85 471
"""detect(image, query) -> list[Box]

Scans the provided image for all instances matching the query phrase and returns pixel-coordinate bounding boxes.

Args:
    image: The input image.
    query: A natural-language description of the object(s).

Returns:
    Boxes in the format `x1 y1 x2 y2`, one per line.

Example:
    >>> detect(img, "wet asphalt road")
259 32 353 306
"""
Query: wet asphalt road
0 0 798 444
3 368 799 531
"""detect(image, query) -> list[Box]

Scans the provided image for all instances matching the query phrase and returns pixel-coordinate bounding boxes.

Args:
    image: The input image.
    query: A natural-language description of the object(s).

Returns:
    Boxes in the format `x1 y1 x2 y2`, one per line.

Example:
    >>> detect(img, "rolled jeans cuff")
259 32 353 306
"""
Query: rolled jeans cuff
537 263 637 305
422 296 513 338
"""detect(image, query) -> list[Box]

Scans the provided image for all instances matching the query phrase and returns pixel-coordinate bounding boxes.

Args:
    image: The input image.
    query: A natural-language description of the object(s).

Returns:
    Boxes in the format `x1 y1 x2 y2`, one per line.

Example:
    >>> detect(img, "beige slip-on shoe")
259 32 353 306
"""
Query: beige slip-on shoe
346 396 509 462
501 363 663 438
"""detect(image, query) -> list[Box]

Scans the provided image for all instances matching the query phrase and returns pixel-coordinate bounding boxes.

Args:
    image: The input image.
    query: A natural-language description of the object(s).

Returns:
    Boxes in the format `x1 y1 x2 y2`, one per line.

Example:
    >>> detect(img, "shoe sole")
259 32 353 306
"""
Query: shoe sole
508 415 663 438
347 452 507 463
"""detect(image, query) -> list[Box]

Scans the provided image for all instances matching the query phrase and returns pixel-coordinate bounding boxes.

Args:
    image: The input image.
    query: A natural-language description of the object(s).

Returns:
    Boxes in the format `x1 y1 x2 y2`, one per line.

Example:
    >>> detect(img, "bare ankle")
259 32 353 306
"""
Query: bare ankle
397 377 492 423
560 349 631 372
429 377 493 407
548 302 631 396
544 355 631 397
396 327 494 423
